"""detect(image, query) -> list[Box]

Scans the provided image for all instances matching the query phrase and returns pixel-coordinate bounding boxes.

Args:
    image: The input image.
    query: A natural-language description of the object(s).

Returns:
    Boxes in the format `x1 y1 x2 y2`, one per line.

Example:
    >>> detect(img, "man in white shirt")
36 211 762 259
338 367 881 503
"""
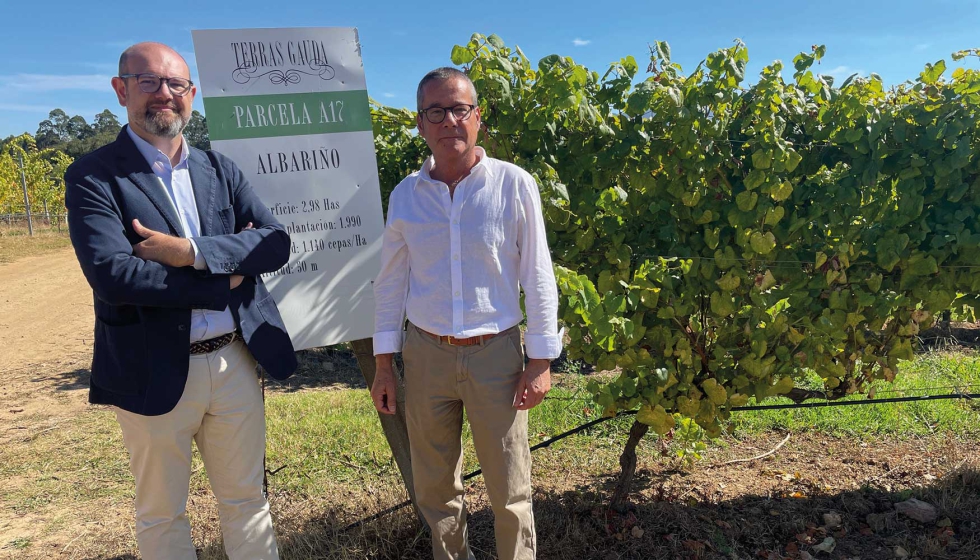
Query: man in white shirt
372 67 562 560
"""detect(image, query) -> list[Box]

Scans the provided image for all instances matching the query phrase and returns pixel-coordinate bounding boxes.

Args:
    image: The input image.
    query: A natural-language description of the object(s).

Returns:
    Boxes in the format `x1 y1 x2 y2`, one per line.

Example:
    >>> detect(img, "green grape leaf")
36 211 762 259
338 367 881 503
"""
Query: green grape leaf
764 206 785 226
744 169 766 190
736 191 759 211
637 404 675 435
701 379 728 406
771 180 794 202
750 231 777 255
772 375 795 395
906 253 939 276
711 291 736 316
451 45 476 65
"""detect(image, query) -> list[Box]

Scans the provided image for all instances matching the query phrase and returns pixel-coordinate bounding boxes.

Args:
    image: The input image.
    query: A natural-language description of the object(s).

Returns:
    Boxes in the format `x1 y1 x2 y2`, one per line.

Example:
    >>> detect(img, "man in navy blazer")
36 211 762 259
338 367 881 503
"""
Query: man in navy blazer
66 42 295 560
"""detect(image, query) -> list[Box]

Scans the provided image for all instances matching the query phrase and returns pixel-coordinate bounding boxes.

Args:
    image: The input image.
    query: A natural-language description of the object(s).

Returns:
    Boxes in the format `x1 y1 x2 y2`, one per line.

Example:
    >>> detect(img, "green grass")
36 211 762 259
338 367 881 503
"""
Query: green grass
8 351 978 517
263 381 632 495
258 350 980 497
728 350 980 438
0 409 132 515
4 350 979 558
0 226 72 263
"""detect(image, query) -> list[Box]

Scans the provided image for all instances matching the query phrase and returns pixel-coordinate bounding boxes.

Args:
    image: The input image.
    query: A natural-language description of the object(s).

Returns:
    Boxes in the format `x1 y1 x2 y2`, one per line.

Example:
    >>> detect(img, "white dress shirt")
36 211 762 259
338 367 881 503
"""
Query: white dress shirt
373 147 562 360
126 126 236 343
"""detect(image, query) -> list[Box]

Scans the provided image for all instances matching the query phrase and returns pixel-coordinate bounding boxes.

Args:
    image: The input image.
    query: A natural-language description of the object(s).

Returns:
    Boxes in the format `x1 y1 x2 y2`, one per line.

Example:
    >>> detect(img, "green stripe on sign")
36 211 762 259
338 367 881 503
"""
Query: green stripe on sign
203 90 372 140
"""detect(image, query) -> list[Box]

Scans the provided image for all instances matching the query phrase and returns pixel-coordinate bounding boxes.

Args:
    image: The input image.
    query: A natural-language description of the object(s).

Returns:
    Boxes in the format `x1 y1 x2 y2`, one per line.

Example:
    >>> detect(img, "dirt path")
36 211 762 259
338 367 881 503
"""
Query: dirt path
0 247 93 372
0 247 94 442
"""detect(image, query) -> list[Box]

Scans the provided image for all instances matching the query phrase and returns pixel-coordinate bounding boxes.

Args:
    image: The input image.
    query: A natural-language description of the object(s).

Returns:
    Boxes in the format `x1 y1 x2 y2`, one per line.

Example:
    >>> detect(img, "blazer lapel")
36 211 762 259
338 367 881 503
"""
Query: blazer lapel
116 128 183 236
188 149 217 236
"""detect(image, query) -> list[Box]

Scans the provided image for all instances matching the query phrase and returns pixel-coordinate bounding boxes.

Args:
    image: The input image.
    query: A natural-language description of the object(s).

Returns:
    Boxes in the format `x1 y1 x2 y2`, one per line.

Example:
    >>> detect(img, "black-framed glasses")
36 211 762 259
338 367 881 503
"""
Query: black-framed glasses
419 104 476 124
119 73 194 96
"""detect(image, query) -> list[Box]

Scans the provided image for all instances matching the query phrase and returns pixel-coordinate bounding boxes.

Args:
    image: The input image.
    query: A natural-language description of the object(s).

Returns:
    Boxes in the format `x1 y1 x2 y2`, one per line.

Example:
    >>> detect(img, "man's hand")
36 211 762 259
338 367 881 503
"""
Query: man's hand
513 358 551 410
132 219 194 267
371 355 398 415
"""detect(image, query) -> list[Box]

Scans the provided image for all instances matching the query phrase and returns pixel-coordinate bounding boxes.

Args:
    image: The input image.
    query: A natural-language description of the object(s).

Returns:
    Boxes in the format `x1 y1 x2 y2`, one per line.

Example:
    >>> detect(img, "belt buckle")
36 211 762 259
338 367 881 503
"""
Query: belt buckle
445 335 456 346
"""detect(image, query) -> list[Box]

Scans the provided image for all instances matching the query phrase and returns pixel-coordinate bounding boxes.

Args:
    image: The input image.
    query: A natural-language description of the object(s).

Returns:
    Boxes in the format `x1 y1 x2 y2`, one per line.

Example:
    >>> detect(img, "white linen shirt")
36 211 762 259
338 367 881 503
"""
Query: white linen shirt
126 127 236 343
373 147 562 360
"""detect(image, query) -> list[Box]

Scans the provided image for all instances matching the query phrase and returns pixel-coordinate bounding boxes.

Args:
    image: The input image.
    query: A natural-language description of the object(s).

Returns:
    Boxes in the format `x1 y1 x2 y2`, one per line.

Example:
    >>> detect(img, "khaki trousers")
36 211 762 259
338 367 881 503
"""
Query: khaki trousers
403 324 535 560
113 339 278 560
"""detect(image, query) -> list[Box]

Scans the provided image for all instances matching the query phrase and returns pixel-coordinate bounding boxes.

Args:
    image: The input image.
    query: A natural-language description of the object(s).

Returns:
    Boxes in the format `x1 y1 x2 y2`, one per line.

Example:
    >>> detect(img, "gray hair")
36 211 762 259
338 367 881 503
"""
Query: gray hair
416 67 478 111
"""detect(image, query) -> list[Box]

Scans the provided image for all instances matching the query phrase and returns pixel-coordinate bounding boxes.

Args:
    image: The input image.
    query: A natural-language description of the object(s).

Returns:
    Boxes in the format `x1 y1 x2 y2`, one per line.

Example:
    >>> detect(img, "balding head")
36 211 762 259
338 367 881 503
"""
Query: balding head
111 41 196 143
118 42 189 77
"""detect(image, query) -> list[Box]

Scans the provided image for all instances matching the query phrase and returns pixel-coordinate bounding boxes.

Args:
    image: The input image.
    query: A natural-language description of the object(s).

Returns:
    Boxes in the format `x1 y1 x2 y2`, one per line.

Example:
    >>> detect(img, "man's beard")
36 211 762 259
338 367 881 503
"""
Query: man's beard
141 106 188 139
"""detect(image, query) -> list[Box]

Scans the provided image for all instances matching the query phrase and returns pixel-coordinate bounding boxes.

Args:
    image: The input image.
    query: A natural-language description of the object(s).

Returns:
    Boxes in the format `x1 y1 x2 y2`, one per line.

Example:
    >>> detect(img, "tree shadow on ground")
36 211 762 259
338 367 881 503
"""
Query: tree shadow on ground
919 324 980 350
256 464 980 560
265 346 369 393
37 366 90 392
527 463 980 560
75 460 980 559
34 346 370 396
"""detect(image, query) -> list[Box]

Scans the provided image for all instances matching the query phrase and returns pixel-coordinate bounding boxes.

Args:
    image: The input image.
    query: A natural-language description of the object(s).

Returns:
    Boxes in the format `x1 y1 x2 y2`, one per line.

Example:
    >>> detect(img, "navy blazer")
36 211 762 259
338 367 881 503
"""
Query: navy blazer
66 127 297 416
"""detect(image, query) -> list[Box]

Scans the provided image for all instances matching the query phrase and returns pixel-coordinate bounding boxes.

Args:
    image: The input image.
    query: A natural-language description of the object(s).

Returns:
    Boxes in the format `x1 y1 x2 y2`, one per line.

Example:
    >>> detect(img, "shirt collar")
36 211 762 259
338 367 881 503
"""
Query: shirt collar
416 146 493 190
126 124 188 171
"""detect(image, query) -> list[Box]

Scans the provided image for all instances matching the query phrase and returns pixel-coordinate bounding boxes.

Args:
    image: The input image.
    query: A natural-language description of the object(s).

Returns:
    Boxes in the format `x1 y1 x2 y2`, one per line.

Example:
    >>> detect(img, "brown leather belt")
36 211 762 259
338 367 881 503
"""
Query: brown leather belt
190 332 238 355
417 327 498 347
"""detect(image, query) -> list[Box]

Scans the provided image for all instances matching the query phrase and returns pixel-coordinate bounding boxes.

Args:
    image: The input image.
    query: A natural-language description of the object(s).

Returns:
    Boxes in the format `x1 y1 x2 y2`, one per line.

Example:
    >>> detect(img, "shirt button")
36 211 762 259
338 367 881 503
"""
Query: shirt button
178 325 187 331
455 291 460 296
453 220 459 225
453 255 459 260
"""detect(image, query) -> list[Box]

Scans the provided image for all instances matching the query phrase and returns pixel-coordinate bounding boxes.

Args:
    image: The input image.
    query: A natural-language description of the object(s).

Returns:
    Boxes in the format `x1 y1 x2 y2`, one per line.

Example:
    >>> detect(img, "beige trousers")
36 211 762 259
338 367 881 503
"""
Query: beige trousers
113 339 278 560
403 324 536 560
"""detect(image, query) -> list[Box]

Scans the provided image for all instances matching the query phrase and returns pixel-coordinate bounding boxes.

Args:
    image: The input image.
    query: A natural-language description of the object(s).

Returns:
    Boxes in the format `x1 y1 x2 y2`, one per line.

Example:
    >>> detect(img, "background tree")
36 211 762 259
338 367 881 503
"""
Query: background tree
0 134 71 218
93 109 121 136
35 109 71 149
184 110 211 151
370 102 427 214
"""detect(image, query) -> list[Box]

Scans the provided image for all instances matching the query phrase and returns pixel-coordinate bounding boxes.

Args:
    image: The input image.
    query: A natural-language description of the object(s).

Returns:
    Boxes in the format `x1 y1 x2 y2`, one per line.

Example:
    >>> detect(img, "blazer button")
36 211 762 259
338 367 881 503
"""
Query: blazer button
178 325 187 331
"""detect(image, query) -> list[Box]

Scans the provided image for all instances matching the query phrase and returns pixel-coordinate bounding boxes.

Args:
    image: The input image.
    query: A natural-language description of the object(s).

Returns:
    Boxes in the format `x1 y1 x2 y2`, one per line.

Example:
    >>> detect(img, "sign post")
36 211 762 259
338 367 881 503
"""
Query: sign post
193 27 383 351
192 28 422 525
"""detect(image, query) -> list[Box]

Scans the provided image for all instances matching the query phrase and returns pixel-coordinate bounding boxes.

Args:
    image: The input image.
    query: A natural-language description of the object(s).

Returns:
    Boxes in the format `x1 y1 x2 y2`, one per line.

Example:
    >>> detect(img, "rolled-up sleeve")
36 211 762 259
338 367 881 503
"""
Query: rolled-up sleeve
517 175 563 360
373 200 410 355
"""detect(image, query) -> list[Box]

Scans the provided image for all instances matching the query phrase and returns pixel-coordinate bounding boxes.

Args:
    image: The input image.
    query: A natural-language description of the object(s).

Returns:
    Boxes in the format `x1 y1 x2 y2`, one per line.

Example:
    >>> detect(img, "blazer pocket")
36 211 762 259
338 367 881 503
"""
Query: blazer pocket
255 293 285 326
218 206 235 234
92 321 146 396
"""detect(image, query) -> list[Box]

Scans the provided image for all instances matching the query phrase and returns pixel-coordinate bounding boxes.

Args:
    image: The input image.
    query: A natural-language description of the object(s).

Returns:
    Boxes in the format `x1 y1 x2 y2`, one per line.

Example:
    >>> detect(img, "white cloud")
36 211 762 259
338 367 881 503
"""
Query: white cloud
0 102 64 112
822 65 864 82
383 93 396 98
82 62 118 73
0 74 112 93
572 38 591 47
0 103 96 117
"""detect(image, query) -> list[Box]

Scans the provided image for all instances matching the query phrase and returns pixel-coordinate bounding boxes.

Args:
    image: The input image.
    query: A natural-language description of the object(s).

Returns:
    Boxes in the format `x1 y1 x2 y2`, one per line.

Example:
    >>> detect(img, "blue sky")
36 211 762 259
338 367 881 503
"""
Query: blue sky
1 0 978 138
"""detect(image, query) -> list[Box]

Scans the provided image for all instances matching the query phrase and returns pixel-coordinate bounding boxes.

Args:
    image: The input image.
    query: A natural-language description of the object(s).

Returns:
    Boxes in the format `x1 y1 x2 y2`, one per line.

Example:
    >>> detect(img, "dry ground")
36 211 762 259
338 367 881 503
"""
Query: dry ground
1 245 978 560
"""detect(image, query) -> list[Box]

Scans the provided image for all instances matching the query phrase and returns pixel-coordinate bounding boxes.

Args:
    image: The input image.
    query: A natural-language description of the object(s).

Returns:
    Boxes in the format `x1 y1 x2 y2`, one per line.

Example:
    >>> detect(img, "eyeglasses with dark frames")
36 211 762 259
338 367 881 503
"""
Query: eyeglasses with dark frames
419 104 477 124
119 73 194 96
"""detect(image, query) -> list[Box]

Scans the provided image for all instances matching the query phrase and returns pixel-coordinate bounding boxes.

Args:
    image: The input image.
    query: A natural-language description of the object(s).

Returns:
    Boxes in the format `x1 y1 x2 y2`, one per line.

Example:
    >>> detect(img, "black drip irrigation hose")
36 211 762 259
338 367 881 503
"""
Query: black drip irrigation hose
341 391 980 531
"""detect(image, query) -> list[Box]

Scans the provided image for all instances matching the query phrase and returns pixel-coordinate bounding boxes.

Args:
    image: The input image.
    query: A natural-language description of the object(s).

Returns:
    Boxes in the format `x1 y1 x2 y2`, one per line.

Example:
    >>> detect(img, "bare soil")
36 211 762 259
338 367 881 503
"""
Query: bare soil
1 249 978 560
0 247 94 440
